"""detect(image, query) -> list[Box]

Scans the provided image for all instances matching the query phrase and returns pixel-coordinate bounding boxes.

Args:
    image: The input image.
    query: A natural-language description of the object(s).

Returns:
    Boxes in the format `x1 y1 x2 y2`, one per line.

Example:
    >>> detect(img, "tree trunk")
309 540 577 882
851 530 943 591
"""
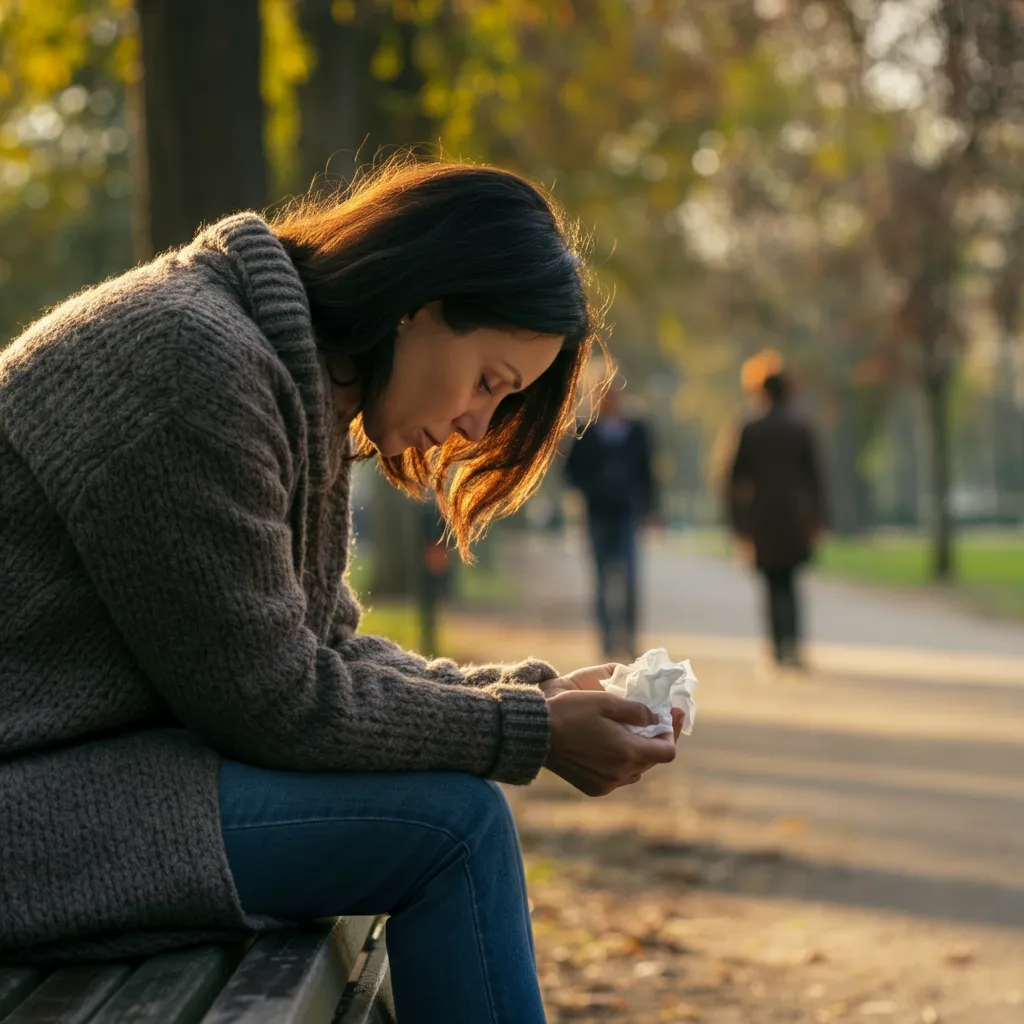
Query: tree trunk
297 0 377 190
924 365 953 581
297 0 436 603
297 0 433 188
135 0 267 256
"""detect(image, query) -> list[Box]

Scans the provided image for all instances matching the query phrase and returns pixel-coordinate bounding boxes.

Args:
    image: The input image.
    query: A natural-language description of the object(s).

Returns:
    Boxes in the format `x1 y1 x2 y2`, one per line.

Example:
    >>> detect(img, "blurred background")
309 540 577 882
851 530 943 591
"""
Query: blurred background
3 2 1024 1021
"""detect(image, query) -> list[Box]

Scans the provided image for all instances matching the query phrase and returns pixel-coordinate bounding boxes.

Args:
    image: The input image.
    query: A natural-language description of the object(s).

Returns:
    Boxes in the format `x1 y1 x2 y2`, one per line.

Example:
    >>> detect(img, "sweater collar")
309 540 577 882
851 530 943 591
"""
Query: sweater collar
193 212 333 489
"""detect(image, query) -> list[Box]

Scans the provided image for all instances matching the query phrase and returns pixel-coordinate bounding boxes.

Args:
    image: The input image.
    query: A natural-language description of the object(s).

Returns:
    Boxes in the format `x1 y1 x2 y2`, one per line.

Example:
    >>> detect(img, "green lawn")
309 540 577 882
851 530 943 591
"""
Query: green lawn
358 602 425 650
816 531 1024 618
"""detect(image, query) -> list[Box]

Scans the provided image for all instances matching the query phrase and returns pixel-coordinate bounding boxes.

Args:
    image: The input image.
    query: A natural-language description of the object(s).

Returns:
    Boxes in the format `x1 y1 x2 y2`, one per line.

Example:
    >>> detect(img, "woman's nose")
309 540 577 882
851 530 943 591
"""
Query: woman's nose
453 407 491 443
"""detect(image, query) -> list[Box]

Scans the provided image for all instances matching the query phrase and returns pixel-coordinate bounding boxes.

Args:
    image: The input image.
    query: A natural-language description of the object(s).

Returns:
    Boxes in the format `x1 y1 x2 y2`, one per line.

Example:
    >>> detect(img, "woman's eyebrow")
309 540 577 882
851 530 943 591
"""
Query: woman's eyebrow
501 360 523 390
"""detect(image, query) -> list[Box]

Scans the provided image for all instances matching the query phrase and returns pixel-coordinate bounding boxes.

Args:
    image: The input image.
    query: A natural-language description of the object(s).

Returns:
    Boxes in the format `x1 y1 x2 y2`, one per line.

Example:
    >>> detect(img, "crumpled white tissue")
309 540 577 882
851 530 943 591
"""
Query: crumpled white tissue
603 649 698 738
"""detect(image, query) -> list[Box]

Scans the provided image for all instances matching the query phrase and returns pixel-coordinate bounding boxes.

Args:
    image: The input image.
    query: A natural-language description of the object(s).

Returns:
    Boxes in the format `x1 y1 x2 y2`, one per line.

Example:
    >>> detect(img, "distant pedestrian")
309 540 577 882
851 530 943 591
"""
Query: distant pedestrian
726 370 827 668
566 378 657 660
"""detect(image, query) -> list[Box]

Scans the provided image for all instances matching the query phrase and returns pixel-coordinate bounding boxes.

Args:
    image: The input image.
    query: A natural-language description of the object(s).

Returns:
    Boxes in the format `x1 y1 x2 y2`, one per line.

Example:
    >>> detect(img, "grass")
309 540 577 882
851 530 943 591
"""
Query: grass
816 531 1024 619
358 601 426 651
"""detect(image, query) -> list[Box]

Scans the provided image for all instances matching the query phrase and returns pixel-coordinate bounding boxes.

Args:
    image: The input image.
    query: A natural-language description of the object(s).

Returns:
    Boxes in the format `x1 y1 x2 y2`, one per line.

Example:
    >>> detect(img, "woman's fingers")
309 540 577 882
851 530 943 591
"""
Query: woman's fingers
544 691 677 797
563 663 619 690
601 695 660 729
627 734 676 766
671 707 685 742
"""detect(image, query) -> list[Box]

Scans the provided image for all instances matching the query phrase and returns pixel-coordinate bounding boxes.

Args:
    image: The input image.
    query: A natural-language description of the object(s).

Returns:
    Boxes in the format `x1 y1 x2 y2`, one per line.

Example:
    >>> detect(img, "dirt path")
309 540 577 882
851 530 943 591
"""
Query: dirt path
447 586 1024 1023
486 530 1024 657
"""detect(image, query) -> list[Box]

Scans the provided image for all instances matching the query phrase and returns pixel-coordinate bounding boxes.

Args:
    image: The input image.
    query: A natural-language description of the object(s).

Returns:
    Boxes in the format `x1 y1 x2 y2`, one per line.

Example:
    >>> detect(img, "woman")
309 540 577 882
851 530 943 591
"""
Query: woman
0 160 679 1021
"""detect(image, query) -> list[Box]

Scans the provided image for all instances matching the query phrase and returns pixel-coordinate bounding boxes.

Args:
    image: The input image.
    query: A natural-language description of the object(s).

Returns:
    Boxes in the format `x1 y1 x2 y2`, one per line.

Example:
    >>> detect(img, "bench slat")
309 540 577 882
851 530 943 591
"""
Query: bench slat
199 924 348 1024
0 967 42 1019
1 965 129 1024
332 917 392 1024
87 946 238 1024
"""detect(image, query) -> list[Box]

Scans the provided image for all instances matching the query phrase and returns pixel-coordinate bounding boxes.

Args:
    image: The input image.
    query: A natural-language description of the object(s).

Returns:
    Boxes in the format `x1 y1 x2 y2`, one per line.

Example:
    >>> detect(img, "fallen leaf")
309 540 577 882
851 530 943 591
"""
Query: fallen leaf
776 815 808 837
660 859 706 885
815 1005 848 1024
658 1001 703 1021
708 962 734 987
704 859 737 884
654 922 698 954
943 944 975 966
860 1000 897 1016
569 932 641 966
746 846 784 863
634 959 666 978
553 988 627 1015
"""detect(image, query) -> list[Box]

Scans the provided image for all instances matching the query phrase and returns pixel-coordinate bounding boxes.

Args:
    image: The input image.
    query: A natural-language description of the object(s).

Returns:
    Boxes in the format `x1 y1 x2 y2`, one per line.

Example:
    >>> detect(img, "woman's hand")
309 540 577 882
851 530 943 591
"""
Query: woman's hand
543 690 677 797
539 663 616 699
541 663 687 742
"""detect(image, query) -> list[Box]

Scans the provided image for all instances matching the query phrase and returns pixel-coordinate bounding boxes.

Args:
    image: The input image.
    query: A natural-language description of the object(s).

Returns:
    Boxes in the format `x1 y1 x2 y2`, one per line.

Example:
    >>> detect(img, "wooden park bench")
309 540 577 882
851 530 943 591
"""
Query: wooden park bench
0 916 395 1023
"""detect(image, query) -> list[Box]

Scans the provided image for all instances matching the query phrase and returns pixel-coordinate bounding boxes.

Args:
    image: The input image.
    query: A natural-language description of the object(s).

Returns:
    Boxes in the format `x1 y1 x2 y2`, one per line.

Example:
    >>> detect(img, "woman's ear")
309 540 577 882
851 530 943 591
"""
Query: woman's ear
407 301 441 326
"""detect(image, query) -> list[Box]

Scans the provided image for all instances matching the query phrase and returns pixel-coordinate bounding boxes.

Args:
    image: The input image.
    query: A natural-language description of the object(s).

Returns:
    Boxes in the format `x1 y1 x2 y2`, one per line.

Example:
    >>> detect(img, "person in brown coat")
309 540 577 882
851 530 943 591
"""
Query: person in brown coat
726 371 827 667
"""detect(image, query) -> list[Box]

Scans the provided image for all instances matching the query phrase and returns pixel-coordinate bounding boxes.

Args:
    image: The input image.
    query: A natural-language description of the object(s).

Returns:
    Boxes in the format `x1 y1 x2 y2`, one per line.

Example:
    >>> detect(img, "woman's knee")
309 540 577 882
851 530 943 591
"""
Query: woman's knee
423 774 518 851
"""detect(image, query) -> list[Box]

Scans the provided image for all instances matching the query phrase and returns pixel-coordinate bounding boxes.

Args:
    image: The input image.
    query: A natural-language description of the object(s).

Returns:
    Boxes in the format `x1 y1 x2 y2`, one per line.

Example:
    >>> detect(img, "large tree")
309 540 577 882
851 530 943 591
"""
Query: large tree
134 0 268 256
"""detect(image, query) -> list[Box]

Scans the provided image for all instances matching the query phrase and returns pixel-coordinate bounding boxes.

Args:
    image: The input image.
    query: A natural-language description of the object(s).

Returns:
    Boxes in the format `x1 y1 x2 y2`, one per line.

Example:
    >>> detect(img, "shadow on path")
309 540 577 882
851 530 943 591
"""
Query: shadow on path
520 822 1024 932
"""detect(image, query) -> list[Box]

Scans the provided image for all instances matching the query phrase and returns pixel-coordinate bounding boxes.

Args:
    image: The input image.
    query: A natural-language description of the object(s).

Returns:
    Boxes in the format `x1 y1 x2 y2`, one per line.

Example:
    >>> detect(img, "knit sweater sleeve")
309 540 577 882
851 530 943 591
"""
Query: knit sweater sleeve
330 628 560 692
63 394 550 785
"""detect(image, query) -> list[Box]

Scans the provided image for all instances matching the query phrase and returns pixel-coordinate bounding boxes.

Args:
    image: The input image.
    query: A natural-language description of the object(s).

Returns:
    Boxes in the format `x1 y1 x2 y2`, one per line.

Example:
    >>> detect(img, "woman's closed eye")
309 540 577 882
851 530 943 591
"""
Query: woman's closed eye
477 374 493 395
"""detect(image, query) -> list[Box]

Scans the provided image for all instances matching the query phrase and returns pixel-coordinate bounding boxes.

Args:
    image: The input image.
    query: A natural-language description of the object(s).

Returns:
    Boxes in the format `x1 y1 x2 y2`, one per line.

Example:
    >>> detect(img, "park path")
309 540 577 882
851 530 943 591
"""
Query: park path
444 530 1024 1022
486 529 1024 658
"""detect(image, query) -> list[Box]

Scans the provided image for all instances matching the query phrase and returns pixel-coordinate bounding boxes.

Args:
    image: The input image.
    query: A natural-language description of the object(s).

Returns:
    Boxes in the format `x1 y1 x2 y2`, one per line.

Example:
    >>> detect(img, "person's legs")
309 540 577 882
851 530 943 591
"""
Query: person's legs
762 568 787 663
618 519 640 659
587 516 614 656
219 761 545 1024
780 566 802 664
764 566 800 665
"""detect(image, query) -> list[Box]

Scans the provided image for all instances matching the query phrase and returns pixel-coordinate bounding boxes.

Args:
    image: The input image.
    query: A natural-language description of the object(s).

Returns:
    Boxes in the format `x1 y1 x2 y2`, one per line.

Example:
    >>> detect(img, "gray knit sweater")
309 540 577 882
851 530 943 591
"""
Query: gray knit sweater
0 214 556 964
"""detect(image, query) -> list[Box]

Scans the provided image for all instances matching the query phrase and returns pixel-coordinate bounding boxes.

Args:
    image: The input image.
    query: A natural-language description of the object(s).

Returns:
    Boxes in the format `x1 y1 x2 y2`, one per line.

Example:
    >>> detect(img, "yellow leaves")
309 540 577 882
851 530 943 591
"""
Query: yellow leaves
422 80 449 119
657 310 685 359
0 0 137 109
261 0 314 191
331 0 357 22
559 78 587 116
497 72 520 102
21 48 74 94
813 140 846 179
370 36 403 81
110 20 139 86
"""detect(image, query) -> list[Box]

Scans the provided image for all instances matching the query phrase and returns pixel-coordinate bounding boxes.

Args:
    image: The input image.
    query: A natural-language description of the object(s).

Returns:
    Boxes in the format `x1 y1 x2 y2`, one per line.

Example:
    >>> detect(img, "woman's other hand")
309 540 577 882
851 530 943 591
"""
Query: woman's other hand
543 690 676 797
539 663 616 699
541 663 687 742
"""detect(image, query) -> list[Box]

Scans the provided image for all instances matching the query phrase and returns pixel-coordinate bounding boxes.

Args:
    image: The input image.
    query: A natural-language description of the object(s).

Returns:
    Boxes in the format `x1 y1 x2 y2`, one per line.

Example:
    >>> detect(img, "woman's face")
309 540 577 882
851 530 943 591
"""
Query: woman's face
361 302 565 457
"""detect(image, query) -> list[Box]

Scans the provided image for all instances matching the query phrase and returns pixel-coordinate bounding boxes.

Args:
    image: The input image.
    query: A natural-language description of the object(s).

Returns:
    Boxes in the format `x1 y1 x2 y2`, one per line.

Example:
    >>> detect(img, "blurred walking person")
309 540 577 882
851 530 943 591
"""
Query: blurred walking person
566 378 657 660
727 370 827 669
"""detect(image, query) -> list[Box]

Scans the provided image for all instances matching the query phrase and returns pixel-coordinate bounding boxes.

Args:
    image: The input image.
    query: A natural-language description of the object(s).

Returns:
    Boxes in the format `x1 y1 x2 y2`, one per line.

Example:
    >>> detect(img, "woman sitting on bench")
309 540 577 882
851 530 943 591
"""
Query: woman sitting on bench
0 159 681 1021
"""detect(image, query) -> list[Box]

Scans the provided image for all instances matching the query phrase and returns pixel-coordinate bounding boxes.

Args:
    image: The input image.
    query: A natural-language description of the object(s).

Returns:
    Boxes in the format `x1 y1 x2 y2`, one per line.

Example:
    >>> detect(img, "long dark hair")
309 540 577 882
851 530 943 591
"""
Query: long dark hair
272 156 608 557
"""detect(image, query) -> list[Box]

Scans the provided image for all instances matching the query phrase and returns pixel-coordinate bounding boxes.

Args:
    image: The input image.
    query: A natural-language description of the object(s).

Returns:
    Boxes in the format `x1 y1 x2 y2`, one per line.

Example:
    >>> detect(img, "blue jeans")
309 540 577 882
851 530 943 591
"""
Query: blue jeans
219 760 546 1023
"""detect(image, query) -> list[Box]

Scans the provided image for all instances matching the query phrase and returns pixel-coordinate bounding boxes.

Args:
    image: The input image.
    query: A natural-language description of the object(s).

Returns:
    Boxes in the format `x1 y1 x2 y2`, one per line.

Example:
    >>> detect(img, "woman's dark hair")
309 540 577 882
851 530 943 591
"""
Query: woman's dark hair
272 156 609 558
763 372 790 406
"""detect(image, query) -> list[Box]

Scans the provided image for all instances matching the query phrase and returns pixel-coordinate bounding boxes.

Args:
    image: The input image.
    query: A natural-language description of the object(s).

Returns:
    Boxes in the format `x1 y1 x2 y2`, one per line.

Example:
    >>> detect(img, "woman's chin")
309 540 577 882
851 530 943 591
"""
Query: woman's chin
375 434 413 458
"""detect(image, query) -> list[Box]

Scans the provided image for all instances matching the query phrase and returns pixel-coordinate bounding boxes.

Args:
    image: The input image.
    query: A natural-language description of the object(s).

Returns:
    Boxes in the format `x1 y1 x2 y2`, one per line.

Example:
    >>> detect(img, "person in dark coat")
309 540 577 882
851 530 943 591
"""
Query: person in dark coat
727 371 827 667
566 381 657 659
